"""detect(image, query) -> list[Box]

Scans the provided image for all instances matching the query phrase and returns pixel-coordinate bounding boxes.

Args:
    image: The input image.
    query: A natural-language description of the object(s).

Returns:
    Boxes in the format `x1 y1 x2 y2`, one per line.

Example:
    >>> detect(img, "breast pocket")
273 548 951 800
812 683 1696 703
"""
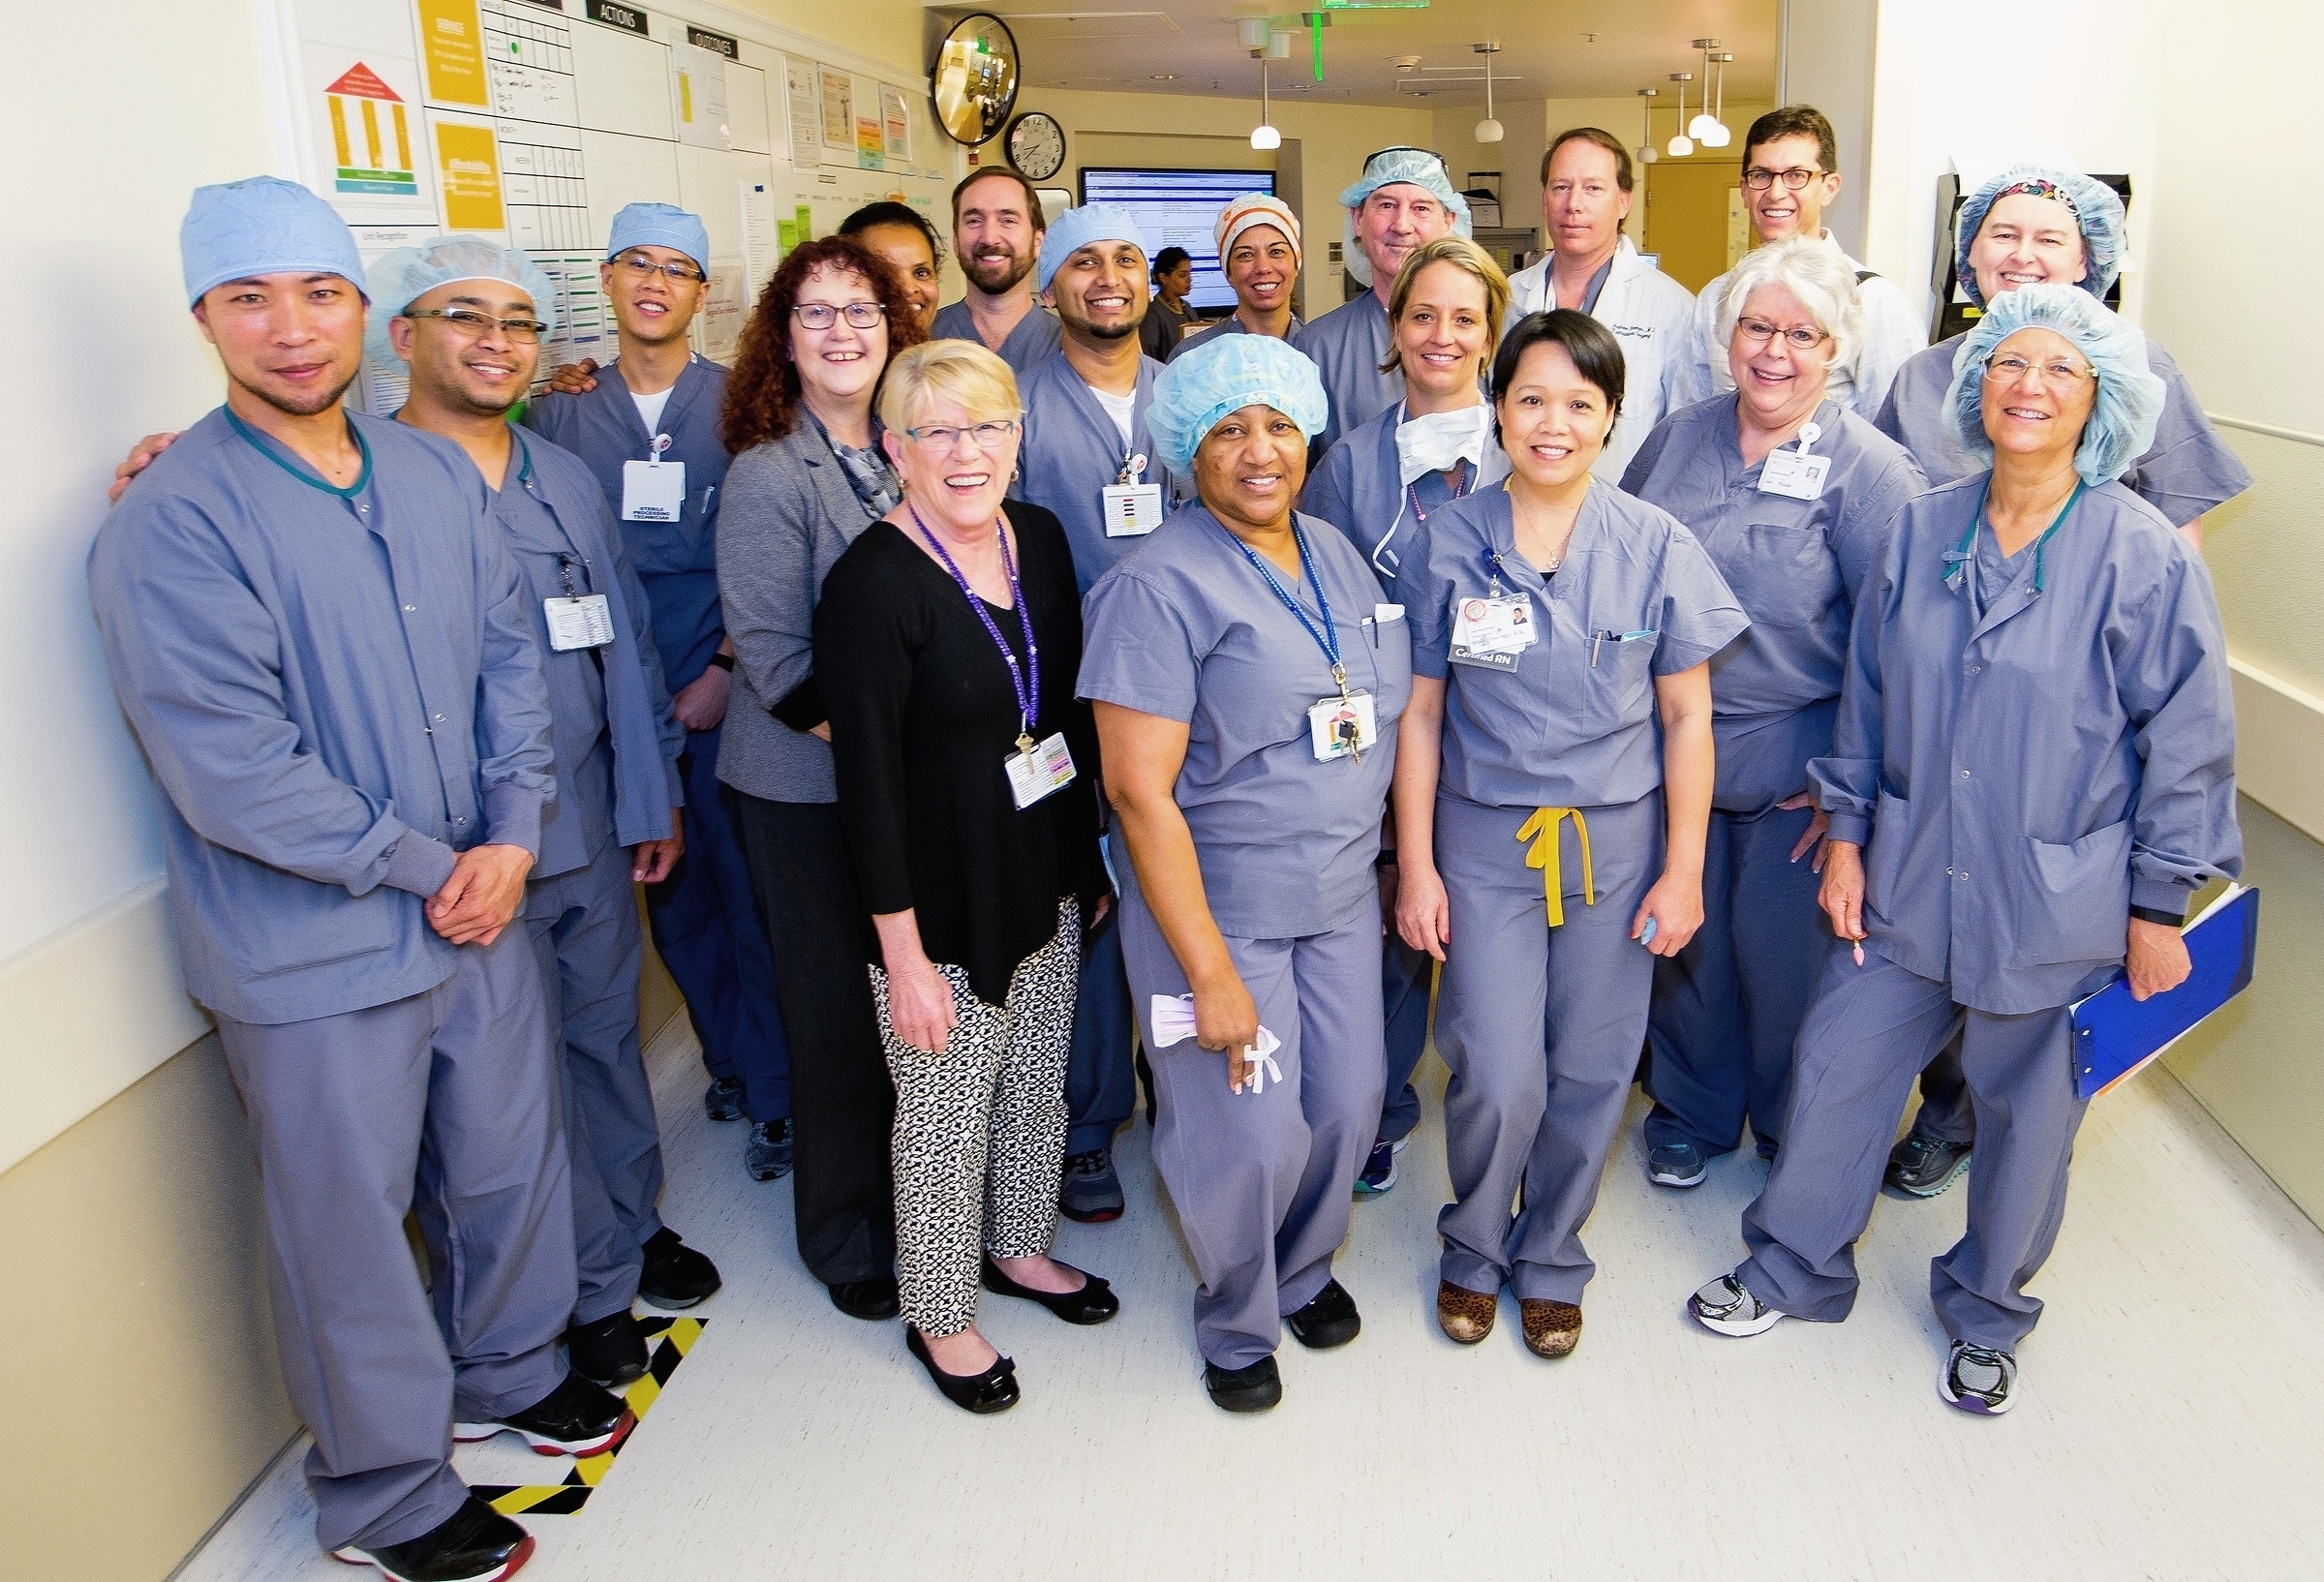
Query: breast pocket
620 512 706 577
1734 514 1841 629
1351 611 1413 729
1583 629 1659 727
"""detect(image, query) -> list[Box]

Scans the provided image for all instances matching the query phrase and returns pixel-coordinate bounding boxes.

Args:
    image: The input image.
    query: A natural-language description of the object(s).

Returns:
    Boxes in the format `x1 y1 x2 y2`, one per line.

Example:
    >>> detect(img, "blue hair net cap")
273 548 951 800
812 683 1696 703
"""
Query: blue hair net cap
1148 332 1329 477
1955 164 2125 309
1944 284 2165 487
1337 147 1473 288
181 176 366 308
364 235 559 368
1036 203 1149 296
607 202 711 272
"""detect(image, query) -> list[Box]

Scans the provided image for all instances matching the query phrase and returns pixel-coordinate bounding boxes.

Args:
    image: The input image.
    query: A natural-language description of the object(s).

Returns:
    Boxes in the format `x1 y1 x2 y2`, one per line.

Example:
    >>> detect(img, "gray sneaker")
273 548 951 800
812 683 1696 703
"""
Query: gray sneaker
1886 1134 1972 1197
1688 1272 1786 1337
1940 1340 2018 1415
1647 1140 1708 1188
1059 1148 1125 1223
745 1117 793 1182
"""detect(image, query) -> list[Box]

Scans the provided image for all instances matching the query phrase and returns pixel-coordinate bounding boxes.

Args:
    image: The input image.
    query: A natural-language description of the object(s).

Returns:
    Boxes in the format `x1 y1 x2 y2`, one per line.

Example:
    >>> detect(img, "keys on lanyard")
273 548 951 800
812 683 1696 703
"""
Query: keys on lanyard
1228 521 1377 764
907 504 1079 808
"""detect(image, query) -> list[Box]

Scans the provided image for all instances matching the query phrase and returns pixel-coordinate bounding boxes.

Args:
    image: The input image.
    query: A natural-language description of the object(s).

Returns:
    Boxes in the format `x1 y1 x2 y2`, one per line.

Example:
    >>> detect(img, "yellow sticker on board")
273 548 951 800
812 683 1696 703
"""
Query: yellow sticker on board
417 0 490 107
435 122 505 230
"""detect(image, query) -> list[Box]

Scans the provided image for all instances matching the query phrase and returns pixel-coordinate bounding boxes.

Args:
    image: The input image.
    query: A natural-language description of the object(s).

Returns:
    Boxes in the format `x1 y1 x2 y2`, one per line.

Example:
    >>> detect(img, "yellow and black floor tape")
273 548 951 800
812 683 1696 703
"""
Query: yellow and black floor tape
471 1314 703 1517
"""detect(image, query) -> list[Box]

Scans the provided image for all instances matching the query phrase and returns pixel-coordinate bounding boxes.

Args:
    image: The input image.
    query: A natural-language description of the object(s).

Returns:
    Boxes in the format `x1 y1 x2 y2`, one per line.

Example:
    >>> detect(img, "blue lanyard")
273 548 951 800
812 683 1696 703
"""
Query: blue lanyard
1228 519 1347 698
907 504 1042 751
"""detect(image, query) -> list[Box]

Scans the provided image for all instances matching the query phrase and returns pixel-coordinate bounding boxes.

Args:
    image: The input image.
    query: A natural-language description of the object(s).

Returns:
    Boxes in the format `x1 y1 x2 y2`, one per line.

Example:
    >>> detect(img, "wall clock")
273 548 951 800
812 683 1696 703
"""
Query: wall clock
1007 111 1066 180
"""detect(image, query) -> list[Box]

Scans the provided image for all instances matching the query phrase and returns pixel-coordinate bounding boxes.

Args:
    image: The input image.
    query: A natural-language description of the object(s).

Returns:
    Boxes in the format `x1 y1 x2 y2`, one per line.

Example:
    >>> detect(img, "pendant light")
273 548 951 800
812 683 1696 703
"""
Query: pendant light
1701 51 1732 147
1689 40 1721 138
1473 42 1503 144
1666 73 1695 158
1635 87 1659 166
1240 18 1282 149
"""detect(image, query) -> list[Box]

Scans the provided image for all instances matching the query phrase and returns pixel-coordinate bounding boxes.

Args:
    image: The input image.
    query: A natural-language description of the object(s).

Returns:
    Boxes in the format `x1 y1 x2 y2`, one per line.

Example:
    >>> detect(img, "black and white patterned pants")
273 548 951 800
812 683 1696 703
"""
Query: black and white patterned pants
870 899 1081 1337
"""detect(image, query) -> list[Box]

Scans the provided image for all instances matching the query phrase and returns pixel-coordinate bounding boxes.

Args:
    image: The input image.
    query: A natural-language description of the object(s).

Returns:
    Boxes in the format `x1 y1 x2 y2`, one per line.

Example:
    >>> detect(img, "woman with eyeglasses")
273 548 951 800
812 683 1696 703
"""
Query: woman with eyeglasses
1687 286 2240 1418
714 235 926 1327
814 339 1116 1415
1618 237 1925 1193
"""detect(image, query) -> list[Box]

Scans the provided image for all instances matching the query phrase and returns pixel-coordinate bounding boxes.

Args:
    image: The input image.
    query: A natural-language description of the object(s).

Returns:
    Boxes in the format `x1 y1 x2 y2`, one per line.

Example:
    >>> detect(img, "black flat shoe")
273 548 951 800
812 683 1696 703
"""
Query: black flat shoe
1284 1278 1361 1350
332 1494 533 1581
1204 1354 1282 1413
981 1254 1120 1324
829 1276 902 1321
564 1310 649 1388
638 1228 720 1310
904 1325 1020 1414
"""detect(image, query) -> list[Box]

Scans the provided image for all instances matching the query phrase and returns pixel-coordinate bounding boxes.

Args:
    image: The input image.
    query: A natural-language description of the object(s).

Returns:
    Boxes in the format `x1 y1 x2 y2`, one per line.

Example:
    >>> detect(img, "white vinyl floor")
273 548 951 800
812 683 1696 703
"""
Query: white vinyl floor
181 1020 2324 1582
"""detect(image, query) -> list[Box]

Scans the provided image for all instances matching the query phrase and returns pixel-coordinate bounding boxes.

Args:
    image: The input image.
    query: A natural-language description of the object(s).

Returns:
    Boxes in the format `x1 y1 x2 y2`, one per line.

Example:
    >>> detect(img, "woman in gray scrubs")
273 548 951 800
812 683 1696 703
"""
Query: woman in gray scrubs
1393 311 1747 1359
1081 334 1411 1414
1689 286 2241 1417
1622 237 1925 1189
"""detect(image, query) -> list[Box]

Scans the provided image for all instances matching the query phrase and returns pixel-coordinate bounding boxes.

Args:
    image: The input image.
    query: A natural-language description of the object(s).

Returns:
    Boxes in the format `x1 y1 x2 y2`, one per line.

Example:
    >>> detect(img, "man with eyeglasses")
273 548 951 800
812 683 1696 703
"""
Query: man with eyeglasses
1304 147 1469 449
1506 127 1697 484
1680 106 1924 416
1012 203 1182 1225
92 178 616 1582
527 202 799 1194
932 167 1065 378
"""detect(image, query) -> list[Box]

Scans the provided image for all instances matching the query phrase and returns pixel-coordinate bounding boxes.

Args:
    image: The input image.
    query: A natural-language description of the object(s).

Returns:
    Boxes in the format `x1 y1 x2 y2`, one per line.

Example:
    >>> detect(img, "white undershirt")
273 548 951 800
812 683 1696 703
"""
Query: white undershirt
1090 384 1137 451
630 385 674 437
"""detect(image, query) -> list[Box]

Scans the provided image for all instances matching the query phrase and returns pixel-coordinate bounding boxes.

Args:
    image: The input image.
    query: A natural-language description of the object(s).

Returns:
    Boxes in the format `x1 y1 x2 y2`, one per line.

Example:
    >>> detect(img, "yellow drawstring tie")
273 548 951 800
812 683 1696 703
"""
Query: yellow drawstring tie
1516 806 1595 928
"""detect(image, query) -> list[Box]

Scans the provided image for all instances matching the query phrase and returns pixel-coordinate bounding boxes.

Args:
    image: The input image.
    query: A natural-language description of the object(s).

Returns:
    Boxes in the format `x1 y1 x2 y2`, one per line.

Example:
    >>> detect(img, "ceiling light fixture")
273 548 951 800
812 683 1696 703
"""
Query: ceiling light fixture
1688 41 1721 137
1239 19 1283 148
1666 72 1694 158
1635 86 1659 166
1702 52 1733 147
1473 41 1502 143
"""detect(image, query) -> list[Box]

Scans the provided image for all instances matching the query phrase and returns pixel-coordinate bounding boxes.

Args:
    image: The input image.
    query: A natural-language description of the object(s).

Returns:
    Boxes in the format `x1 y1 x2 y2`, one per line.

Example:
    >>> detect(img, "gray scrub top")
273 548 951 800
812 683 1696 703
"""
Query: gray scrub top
88 408 556 1025
1170 311 1306 365
1621 396 1925 813
1079 502 1413 940
494 430 685 879
1813 475 2242 1015
1872 332 2252 528
1303 400 1511 593
1012 351 1182 593
1402 482 1749 810
931 297 1066 379
1303 290 1402 452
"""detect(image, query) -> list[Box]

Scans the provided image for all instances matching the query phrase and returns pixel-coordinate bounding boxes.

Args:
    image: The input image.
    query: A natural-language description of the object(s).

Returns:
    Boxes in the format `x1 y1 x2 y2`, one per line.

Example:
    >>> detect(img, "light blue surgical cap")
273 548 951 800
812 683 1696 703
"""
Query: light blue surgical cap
1944 284 2164 486
1036 203 1149 297
1956 164 2125 309
1148 332 1329 477
1337 147 1473 288
181 176 365 308
607 201 711 273
364 235 558 369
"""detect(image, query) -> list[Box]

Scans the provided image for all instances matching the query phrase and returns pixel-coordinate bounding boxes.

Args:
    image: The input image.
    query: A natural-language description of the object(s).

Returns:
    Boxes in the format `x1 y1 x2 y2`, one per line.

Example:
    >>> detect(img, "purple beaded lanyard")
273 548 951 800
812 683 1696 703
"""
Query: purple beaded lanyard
907 503 1041 755
1405 457 1473 530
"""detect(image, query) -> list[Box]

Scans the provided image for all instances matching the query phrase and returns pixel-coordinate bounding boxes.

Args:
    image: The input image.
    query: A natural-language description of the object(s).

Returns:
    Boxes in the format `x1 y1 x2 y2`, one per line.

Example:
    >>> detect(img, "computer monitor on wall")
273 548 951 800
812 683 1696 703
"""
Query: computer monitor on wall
1079 167 1277 313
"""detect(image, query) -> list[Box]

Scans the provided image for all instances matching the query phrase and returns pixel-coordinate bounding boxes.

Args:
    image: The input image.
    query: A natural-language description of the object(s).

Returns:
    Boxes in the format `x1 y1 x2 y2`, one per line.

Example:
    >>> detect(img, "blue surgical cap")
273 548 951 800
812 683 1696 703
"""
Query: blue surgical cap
607 202 711 273
1956 164 2125 309
1944 284 2164 487
180 176 365 308
1148 332 1330 477
364 235 558 369
1037 203 1149 297
1337 147 1473 288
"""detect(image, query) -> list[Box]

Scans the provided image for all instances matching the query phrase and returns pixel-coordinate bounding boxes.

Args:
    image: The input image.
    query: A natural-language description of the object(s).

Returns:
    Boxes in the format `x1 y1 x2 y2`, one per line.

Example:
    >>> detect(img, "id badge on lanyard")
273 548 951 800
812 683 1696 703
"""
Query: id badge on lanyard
623 433 687 521
544 554 614 651
1006 732 1079 807
1449 592 1537 671
1102 450 1163 537
1758 420 1830 501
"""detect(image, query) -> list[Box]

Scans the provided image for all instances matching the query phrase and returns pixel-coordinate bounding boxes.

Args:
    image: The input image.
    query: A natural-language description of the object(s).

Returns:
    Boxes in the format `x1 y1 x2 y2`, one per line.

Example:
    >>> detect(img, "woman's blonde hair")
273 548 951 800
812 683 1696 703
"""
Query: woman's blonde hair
878 338 1024 436
1378 234 1511 378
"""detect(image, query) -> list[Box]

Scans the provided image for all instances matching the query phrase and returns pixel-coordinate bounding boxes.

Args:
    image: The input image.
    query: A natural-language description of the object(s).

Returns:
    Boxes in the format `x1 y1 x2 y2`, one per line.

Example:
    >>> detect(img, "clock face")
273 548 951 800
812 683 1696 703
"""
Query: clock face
1009 112 1065 181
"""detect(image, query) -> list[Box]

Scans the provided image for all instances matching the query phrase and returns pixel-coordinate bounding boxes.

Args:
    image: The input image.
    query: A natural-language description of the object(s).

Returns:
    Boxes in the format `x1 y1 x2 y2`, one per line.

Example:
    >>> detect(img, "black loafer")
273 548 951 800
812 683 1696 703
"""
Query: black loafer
904 1325 1020 1414
564 1310 649 1388
981 1254 1120 1324
638 1228 720 1310
332 1494 534 1581
1204 1354 1282 1413
454 1371 632 1457
1283 1279 1361 1350
828 1276 902 1321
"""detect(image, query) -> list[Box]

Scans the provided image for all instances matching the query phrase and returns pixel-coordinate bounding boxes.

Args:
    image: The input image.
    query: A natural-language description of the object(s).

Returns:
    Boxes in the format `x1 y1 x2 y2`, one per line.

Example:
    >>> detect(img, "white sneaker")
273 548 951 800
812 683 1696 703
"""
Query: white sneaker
1688 1272 1786 1337
1939 1340 2019 1415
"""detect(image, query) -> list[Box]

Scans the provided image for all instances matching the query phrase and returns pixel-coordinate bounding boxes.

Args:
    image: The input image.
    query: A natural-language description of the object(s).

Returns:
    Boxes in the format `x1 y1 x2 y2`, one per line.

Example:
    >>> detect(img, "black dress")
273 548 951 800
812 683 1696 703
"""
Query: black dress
814 499 1108 1008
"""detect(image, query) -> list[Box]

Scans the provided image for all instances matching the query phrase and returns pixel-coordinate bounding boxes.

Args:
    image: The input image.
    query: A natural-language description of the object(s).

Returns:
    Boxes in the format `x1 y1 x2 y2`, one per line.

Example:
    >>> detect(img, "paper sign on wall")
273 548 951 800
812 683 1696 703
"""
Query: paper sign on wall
856 113 883 169
880 84 910 164
325 62 420 196
672 42 731 150
782 55 820 167
433 119 506 229
819 67 853 150
416 0 488 108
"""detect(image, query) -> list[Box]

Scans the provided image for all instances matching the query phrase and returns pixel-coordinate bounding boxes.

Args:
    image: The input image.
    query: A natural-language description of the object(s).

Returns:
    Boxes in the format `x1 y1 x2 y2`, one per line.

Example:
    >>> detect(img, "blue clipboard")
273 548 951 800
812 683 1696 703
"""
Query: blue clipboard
2070 885 2258 1101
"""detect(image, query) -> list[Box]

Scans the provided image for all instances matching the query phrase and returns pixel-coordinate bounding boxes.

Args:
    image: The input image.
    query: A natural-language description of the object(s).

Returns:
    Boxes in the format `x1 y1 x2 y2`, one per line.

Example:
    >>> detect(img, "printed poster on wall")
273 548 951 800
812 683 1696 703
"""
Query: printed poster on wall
819 67 854 152
671 42 731 149
782 55 820 167
299 0 438 223
431 114 507 231
415 0 490 108
879 84 910 164
856 112 883 170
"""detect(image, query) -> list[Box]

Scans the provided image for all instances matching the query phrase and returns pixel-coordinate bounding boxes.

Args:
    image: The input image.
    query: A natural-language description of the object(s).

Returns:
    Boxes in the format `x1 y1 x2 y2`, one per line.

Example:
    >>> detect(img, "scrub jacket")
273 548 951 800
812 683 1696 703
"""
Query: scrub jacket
1303 289 1401 453
1013 350 1182 593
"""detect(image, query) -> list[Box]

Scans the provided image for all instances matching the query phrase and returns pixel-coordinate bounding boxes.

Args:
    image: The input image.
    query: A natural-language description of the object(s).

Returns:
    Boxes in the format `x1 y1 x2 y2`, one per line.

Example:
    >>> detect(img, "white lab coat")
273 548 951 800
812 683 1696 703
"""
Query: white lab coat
1684 230 1927 418
1506 237 1697 485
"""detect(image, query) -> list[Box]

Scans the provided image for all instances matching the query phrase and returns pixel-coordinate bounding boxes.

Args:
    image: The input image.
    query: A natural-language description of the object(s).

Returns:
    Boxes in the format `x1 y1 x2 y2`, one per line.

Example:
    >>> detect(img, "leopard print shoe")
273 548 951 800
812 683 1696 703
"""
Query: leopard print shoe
1519 1298 1582 1358
1436 1280 1498 1345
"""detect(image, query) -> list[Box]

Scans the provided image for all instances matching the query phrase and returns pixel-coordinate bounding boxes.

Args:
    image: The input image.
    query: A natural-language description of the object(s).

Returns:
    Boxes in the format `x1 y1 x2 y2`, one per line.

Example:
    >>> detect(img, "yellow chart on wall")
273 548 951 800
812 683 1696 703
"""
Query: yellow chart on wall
416 0 489 108
435 120 506 229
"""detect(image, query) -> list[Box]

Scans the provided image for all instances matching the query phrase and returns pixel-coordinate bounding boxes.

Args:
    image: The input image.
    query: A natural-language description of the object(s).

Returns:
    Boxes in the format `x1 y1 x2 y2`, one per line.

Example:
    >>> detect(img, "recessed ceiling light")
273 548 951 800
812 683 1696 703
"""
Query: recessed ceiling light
1150 73 1177 80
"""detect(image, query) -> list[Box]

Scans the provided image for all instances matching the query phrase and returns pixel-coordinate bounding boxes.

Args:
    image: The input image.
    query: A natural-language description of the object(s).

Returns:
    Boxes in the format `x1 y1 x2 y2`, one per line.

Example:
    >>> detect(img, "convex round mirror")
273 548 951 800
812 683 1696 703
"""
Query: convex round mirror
933 14 1021 146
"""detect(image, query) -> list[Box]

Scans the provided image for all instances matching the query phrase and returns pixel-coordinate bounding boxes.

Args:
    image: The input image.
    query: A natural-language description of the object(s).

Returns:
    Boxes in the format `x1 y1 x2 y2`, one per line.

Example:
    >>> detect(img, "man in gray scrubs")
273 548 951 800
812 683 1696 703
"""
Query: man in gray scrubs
932 167 1065 378
1302 147 1467 449
90 177 627 1582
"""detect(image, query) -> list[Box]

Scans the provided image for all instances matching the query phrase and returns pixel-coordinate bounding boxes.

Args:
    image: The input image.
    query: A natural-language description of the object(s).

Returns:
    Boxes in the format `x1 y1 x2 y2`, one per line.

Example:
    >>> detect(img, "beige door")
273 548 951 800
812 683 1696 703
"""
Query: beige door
1643 162 1743 292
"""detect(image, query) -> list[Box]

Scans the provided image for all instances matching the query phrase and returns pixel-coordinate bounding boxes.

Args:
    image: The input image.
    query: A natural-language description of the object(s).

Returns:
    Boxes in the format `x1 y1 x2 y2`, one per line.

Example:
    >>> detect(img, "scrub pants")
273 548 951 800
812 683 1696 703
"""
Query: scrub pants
1643 803 1823 1159
1435 791 1662 1305
526 837 665 1325
732 793 899 1286
1118 863 1386 1371
1379 930 1435 1144
1064 920 1138 1158
1734 947 2093 1351
1905 1037 1978 1146
645 724 792 1122
214 930 575 1555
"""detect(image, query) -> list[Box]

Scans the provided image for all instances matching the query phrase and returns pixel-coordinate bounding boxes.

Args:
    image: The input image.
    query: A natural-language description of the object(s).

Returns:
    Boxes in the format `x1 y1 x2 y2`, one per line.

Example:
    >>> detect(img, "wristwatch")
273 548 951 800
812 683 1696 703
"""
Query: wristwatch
2128 903 2185 928
1374 851 1398 869
707 652 735 672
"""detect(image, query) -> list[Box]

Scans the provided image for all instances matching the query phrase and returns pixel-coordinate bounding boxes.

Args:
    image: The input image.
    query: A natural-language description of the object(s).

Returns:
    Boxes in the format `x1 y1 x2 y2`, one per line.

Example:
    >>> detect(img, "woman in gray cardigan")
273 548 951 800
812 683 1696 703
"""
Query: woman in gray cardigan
716 235 926 1322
